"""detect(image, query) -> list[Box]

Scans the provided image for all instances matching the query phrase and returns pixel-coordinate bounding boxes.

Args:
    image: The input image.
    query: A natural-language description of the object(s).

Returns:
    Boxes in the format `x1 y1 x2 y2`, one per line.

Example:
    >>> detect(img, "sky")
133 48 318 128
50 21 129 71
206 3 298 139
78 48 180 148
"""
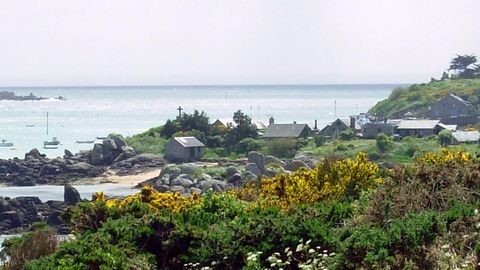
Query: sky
0 0 479 86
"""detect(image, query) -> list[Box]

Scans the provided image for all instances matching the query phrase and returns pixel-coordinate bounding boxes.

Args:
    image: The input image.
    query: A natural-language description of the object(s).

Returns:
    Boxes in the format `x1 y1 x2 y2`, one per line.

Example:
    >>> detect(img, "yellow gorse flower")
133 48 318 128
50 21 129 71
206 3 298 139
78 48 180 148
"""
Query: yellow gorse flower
417 148 472 165
96 185 201 213
235 152 382 209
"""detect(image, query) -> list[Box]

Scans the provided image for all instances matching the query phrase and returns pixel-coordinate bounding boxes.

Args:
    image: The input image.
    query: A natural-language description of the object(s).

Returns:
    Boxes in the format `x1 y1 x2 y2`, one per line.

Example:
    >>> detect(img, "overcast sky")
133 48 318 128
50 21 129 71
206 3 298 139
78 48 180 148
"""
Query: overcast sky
0 0 479 86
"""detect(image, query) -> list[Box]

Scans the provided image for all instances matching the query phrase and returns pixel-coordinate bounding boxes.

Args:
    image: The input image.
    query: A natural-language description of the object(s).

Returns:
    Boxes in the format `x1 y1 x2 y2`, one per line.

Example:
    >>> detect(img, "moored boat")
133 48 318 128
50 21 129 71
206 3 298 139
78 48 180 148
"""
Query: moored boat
44 137 60 146
76 140 95 144
0 140 14 147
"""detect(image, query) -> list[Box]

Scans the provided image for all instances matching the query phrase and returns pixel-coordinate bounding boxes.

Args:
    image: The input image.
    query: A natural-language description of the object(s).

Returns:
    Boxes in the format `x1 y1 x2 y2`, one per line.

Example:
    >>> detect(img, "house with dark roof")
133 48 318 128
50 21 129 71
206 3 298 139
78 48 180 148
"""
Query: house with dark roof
361 122 397 139
319 117 359 138
262 123 311 140
164 137 205 162
395 119 453 137
429 94 473 120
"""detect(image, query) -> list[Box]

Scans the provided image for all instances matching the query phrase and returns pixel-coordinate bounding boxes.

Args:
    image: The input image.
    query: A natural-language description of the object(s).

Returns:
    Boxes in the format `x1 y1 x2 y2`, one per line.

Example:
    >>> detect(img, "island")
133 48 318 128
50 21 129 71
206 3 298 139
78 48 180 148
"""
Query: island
0 91 66 101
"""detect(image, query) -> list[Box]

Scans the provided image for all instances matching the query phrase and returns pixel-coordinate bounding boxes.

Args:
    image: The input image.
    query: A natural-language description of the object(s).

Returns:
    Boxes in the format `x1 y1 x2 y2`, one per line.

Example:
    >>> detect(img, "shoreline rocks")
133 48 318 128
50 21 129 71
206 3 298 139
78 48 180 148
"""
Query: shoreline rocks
0 185 85 235
0 135 165 187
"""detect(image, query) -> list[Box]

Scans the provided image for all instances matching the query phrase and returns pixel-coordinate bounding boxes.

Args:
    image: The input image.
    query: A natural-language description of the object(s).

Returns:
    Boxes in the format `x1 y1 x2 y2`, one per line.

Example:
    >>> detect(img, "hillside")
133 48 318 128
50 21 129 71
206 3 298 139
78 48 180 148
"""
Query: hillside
369 79 480 118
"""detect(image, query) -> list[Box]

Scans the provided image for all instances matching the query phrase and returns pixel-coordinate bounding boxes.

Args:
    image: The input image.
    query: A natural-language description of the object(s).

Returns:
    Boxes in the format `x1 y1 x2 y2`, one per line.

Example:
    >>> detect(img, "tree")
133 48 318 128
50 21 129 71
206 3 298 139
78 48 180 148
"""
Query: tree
225 110 258 147
178 110 210 134
437 129 453 146
449 54 478 79
160 119 179 138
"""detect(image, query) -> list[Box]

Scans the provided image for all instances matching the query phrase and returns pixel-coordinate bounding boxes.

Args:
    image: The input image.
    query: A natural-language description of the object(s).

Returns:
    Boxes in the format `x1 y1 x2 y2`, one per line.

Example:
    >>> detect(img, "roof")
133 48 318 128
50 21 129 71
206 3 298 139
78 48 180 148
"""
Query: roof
173 137 205 148
263 123 309 138
386 119 402 126
452 131 480 142
397 120 440 130
338 118 361 130
437 123 457 131
211 119 226 127
448 94 472 107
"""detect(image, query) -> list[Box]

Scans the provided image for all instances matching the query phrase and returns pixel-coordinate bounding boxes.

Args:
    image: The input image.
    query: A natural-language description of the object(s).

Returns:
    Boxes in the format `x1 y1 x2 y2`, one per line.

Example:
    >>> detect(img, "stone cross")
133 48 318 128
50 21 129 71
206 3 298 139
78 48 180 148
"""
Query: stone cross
177 106 183 118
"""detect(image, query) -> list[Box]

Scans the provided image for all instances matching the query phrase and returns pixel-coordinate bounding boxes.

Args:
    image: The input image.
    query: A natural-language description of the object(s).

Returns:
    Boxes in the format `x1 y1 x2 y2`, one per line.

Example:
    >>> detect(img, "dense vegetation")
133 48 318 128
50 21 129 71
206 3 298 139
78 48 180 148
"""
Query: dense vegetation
300 135 480 164
125 110 261 158
369 54 480 118
3 149 480 269
368 78 480 118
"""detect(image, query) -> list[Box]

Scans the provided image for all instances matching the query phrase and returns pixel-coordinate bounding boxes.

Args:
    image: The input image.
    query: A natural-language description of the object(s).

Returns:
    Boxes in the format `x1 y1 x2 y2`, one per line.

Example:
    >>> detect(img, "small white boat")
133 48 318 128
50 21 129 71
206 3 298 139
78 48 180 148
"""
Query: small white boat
44 137 60 146
0 140 14 147
76 140 95 144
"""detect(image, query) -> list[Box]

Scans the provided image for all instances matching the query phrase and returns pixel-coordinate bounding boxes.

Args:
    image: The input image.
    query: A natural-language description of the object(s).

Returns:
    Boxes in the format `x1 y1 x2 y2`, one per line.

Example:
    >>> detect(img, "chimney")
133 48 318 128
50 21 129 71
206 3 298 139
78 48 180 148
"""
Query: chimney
314 119 318 130
269 116 275 126
349 116 356 129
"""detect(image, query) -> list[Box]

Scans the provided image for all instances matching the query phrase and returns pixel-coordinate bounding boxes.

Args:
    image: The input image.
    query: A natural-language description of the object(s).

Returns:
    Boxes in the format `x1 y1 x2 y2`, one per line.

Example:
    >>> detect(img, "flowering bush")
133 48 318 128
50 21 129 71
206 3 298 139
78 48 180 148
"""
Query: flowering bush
96 185 201 213
416 148 472 165
238 153 382 209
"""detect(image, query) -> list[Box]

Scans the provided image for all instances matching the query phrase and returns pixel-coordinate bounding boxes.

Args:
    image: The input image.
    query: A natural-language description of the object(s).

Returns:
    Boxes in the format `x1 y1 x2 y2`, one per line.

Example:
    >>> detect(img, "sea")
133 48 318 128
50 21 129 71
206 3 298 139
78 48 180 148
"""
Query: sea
0 84 400 159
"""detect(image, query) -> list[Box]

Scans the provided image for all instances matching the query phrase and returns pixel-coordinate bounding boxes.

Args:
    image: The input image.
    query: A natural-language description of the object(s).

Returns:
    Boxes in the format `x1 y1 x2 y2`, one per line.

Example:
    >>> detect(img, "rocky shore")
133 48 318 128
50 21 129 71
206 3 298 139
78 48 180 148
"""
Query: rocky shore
0 134 164 186
0 184 83 234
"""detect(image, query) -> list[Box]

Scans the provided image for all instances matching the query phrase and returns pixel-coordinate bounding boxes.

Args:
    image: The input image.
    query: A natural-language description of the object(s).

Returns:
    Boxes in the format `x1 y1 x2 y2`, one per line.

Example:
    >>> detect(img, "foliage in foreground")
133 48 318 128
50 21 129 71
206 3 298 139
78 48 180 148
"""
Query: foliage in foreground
7 149 480 269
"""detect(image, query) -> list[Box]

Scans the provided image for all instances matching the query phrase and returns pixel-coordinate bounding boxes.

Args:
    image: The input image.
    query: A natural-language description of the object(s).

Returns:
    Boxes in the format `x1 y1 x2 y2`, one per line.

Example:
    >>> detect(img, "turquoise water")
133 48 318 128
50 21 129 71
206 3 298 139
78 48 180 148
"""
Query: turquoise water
0 85 399 158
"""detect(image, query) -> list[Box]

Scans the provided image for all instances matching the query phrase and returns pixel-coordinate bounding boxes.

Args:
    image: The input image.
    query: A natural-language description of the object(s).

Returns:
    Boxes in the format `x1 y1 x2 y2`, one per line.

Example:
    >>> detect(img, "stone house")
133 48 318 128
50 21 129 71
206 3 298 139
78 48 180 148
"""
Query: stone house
319 117 359 138
361 122 396 139
262 123 311 140
429 94 473 119
164 137 205 163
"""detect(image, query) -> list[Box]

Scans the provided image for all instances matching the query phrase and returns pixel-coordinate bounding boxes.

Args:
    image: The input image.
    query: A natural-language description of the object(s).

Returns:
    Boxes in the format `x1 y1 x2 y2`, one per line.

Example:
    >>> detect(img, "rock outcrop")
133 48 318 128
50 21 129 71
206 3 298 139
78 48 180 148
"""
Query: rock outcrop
0 135 164 186
64 184 82 205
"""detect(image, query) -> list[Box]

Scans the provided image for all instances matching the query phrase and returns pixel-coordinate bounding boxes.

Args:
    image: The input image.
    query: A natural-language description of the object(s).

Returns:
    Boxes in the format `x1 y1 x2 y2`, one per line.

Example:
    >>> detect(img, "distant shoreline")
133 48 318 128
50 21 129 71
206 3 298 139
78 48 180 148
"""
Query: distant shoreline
0 83 410 89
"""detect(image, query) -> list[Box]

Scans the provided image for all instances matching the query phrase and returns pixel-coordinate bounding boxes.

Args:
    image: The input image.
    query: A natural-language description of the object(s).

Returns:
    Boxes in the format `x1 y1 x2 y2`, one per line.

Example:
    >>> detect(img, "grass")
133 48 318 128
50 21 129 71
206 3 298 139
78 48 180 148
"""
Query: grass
300 137 480 164
125 132 167 155
369 78 480 118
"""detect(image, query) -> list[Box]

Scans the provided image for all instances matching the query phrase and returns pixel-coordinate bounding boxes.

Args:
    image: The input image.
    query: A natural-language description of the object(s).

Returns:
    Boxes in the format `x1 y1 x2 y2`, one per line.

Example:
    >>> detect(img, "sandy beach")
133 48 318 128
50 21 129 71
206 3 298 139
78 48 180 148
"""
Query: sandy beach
71 168 160 186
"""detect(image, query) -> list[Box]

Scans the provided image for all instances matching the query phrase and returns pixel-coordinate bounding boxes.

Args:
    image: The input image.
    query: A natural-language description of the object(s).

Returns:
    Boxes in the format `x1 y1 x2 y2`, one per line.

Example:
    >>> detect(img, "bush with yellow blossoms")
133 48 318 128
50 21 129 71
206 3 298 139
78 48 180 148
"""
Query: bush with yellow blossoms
416 148 472 165
98 185 201 213
236 152 382 209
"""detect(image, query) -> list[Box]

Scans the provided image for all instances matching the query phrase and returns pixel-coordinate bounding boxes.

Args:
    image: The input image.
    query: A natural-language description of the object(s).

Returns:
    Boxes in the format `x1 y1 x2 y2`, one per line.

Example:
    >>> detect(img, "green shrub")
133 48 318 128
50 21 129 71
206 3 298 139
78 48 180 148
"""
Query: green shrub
295 138 309 149
335 143 348 151
340 129 355 140
266 139 297 158
376 133 393 153
314 134 326 147
404 143 419 157
437 129 453 146
236 138 265 154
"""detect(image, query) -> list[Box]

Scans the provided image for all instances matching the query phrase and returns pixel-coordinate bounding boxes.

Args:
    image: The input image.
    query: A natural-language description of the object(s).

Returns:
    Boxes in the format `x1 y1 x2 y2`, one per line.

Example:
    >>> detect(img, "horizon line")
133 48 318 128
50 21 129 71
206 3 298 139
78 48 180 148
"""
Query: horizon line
0 82 412 89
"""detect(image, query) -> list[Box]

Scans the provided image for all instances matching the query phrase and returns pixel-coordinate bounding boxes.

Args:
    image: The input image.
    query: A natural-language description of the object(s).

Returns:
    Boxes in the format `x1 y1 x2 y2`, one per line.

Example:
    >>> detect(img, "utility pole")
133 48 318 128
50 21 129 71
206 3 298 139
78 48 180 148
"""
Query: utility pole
334 100 337 117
